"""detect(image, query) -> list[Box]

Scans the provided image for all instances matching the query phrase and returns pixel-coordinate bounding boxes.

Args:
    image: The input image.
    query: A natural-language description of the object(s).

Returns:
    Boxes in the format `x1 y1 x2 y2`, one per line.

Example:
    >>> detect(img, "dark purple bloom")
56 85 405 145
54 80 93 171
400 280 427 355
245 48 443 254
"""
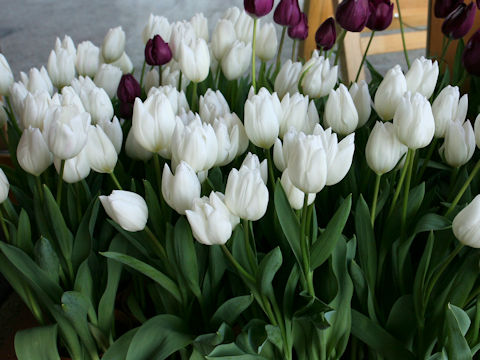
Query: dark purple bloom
442 2 476 39
336 0 370 32
367 0 394 31
315 17 337 50
117 74 140 104
145 35 172 66
274 0 301 27
434 0 464 18
463 29 480 76
288 12 309 40
244 0 274 18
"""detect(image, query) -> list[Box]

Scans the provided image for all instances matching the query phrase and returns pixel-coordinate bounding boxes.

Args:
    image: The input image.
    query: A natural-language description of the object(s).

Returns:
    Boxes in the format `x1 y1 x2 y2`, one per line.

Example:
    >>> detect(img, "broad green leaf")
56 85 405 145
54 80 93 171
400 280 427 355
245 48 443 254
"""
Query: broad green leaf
72 198 99 271
211 295 253 327
448 255 478 308
14 324 60 360
413 232 434 324
143 180 164 236
386 295 416 343
445 303 472 360
16 209 33 256
101 251 182 302
73 260 97 324
355 195 377 289
231 226 254 274
283 265 299 318
257 247 282 298
265 325 282 353
125 314 192 360
34 237 60 284
102 328 138 360
293 291 331 330
414 214 451 234
207 343 268 359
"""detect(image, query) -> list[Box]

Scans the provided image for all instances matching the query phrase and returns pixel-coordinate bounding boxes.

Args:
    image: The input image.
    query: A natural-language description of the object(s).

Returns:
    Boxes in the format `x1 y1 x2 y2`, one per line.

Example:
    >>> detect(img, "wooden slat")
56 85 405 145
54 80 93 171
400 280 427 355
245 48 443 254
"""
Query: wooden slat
342 31 365 82
301 0 334 59
361 31 427 55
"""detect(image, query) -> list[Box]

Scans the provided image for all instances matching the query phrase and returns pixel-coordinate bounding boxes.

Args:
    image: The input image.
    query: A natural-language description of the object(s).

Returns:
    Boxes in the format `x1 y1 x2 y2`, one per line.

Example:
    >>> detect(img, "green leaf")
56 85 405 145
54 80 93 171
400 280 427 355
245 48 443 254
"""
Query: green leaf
16 209 33 256
101 251 182 302
14 325 60 360
351 309 416 360
143 180 164 236
265 325 282 353
283 265 299 318
311 195 352 269
73 260 97 324
72 198 99 271
211 295 253 327
355 195 377 289
34 237 60 284
257 247 282 298
293 291 331 330
453 39 465 84
445 303 472 360
102 328 138 360
413 232 434 324
206 343 267 359
125 314 192 360
174 217 201 298
385 295 416 344
414 213 451 234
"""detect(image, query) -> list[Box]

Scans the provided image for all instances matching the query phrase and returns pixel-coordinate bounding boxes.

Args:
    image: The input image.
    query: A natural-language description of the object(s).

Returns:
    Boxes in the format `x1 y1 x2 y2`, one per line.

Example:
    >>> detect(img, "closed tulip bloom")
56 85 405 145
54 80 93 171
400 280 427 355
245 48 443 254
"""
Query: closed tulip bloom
367 0 394 31
199 89 230 124
442 3 477 39
60 86 85 113
233 10 255 43
22 91 53 130
145 35 172 66
244 0 274 17
256 23 278 61
53 148 90 183
393 92 435 149
75 41 100 78
109 52 134 74
439 119 475 168
81 86 114 124
301 52 338 98
315 17 336 51
336 0 370 32
17 127 52 176
463 30 480 76
435 0 463 18
221 40 252 80
125 128 152 161
453 195 480 248
162 162 201 215
98 116 123 154
405 57 439 99
0 169 9 203
85 125 118 173
102 26 126 63
179 38 210 83
190 13 209 41
274 60 302 99
9 82 29 117
117 74 141 104
374 65 407 121
144 68 160 93
100 190 148 232
47 48 76 89
0 54 14 96
213 119 240 166
288 12 309 40
274 0 301 26
149 85 190 115
366 121 407 175
281 171 316 210
20 67 54 96
225 165 269 220
186 192 239 245
349 80 371 127
222 112 250 157
241 152 268 184
211 20 237 61
279 92 309 137
432 86 467 138
324 84 359 135
169 21 197 61
94 64 123 99
142 14 171 44
273 138 287 172
475 114 480 148
54 35 76 57
306 100 320 133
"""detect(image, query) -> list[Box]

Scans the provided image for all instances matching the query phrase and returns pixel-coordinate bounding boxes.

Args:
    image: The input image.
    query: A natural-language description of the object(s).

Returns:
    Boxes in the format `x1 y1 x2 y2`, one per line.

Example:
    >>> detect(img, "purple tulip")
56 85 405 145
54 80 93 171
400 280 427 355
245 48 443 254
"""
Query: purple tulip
145 35 172 66
315 17 337 50
367 0 394 31
244 0 274 17
288 12 309 40
442 2 476 39
434 0 464 18
274 0 301 26
117 74 141 104
336 0 370 32
463 29 480 76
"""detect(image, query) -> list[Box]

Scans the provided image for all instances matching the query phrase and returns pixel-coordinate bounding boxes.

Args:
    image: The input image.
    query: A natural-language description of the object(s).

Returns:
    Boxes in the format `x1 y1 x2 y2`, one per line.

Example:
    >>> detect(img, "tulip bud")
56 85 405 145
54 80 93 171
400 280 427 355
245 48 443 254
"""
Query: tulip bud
213 119 240 166
244 0 274 17
199 89 230 124
241 152 268 185
374 65 407 121
405 57 439 99
336 0 370 32
9 82 29 117
145 35 172 66
47 48 76 89
186 191 239 246
102 26 126 63
0 169 9 203
281 171 316 210
442 3 476 39
20 67 54 96
279 92 309 137
142 14 171 44
274 0 301 26
349 80 371 127
324 84 359 135
452 195 480 248
432 86 467 138
169 21 197 61
94 64 123 99
55 35 76 58
233 10 255 43
475 114 480 149
75 41 100 78
367 0 394 31
435 0 463 18
162 162 201 215
211 20 237 61
109 52 133 74
288 12 309 40
439 119 475 168
117 74 141 104
125 128 152 161
256 23 278 61
366 121 407 175
179 38 210 83
225 165 269 221
60 86 85 113
273 138 287 172
85 125 118 173
221 40 252 80
274 60 302 99
81 86 114 124
17 127 52 176
53 148 90 183
305 100 320 133
315 17 336 51
393 92 435 149
0 54 14 96
301 53 338 98
190 13 209 41
149 85 190 115
98 116 123 154
463 30 480 76
100 190 148 232
22 91 53 130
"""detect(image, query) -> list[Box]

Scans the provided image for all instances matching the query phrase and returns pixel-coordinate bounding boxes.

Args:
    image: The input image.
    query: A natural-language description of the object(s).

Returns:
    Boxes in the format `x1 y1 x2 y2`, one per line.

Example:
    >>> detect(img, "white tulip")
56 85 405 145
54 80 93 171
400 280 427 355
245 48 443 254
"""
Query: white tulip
256 23 277 61
221 40 252 81
94 64 123 99
47 48 76 89
324 84 359 136
22 91 53 130
162 162 201 215
169 21 196 61
54 35 76 58
98 116 123 154
20 67 54 96
125 128 152 161
199 89 230 124
274 60 302 99
53 148 91 183
190 13 209 41
279 92 309 138
85 125 118 173
439 119 475 168
142 14 171 44
75 41 100 78
0 54 14 96
405 57 439 99
102 26 126 63
179 38 210 83
349 80 371 128
432 86 468 138
144 68 160 94
0 168 9 203
453 195 480 248
99 190 148 232
17 127 52 176
211 19 236 61
301 52 338 99
280 171 316 210
241 152 268 185
374 65 407 121
109 52 133 74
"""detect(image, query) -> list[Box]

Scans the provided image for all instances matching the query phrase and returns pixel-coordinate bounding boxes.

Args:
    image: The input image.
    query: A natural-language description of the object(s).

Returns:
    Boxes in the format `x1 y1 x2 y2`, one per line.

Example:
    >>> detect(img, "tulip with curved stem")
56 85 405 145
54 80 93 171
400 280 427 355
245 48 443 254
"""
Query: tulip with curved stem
355 31 375 82
445 159 480 217
395 0 410 67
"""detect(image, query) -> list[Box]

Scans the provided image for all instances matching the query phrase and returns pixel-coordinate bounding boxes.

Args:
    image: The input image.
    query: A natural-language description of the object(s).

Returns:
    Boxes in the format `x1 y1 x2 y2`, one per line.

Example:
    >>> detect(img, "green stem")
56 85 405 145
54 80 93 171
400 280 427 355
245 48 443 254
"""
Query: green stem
243 219 256 271
445 158 480 217
371 174 382 228
178 70 183 91
0 207 9 243
153 154 163 198
334 30 347 66
401 149 415 236
144 225 168 261
109 172 123 190
395 0 410 67
191 81 198 113
215 65 222 89
355 31 375 82
291 39 297 62
35 176 44 203
264 148 275 190
5 96 21 135
388 151 410 216
158 65 162 85
221 244 256 283
139 60 146 89
416 138 438 184
252 18 258 93
300 194 314 296
269 294 292 360
56 159 66 207
275 27 287 75
440 37 452 71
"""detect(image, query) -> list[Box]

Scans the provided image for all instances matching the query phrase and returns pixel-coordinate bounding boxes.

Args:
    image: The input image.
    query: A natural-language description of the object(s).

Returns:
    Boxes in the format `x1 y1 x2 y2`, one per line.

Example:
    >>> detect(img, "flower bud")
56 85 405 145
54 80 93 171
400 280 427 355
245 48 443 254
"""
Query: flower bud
142 14 171 44
199 89 230 124
279 92 309 137
435 0 463 18
102 26 126 63
432 86 467 138
98 116 123 154
256 23 278 61
367 0 394 31
366 121 407 175
47 48 76 89
20 67 54 96
85 125 118 173
0 169 9 203
81 86 114 124
55 35 76 58
274 0 301 26
145 35 172 66
374 65 407 121
169 21 196 61
109 52 133 74
117 74 141 104
315 17 336 50
274 60 302 99
190 13 209 41
22 91 53 130
336 0 370 32
452 195 480 248
221 40 252 80
9 82 29 117
213 119 240 166
179 38 210 83
288 12 309 40
211 20 237 61
405 57 439 99
242 152 268 185
463 30 480 76
349 80 371 127
324 84 359 135
53 148 90 183
149 85 189 115
244 0 274 17
281 171 316 210
75 41 100 78
162 162 201 215
301 52 338 98
439 119 475 168
17 127 52 176
0 54 14 96
94 64 123 99
100 190 148 232
233 10 255 43
442 3 476 39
